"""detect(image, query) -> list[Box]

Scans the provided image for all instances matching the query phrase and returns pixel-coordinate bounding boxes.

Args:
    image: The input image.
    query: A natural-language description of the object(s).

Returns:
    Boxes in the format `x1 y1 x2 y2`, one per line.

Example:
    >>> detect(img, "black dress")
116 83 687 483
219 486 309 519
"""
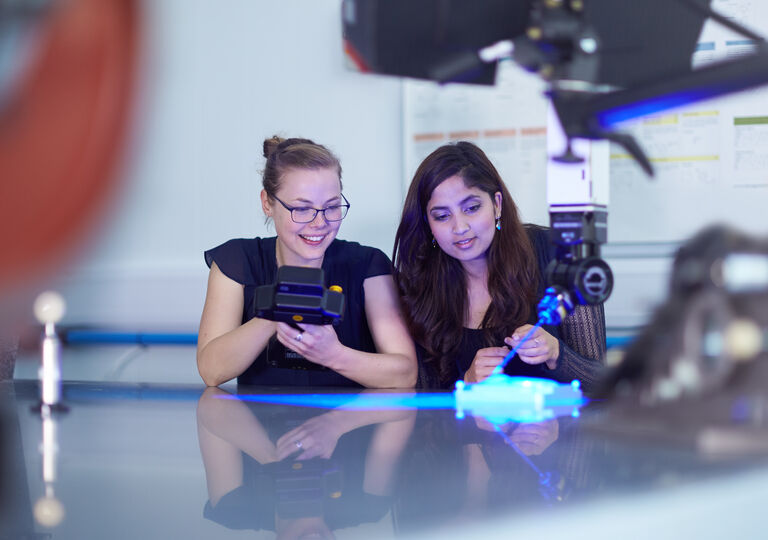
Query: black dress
204 237 392 387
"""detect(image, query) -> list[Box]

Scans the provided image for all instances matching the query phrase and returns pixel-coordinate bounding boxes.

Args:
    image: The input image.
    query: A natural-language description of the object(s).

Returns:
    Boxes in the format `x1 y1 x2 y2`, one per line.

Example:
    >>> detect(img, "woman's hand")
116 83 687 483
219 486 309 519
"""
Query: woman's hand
472 417 559 455
275 411 345 461
464 346 510 383
506 419 560 456
504 325 560 370
275 322 344 368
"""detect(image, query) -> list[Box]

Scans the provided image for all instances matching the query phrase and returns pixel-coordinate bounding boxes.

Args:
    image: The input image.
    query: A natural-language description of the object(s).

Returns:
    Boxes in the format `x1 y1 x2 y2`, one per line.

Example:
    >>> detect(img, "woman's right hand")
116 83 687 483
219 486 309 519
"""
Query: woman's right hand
275 411 345 461
463 346 510 383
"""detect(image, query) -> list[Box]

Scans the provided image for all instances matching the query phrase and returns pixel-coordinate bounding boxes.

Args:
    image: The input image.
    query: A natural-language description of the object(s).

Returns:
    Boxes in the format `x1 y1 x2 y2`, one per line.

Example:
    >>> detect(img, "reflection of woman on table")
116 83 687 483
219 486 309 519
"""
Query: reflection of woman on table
394 409 604 534
456 417 561 520
196 387 415 537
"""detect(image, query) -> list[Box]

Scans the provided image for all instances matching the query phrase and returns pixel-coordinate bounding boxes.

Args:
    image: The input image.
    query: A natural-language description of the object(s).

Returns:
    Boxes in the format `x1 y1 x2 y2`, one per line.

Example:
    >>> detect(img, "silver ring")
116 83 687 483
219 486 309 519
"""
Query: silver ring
295 333 302 342
295 440 302 449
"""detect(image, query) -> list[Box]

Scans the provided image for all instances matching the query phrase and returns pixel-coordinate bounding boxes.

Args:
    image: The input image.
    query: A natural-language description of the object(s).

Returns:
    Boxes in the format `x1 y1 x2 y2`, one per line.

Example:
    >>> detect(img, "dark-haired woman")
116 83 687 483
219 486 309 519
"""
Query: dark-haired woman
197 136 417 388
392 141 605 391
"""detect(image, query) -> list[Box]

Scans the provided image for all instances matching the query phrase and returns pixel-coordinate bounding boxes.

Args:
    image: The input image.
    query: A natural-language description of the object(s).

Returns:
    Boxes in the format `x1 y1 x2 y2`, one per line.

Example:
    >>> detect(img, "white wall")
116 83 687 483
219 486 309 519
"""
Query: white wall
50 0 403 329
45 1 726 333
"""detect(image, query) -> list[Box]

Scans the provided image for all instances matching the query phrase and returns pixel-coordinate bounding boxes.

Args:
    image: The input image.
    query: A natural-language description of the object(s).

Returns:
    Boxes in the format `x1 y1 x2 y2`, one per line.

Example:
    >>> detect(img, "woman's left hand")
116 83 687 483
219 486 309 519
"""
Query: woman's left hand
276 322 344 368
504 325 559 370
507 419 560 456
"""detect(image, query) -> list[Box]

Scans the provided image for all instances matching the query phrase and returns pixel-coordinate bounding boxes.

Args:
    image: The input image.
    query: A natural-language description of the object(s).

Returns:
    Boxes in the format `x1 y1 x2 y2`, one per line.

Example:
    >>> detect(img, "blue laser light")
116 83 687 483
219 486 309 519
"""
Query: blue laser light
220 392 455 410
227 376 585 425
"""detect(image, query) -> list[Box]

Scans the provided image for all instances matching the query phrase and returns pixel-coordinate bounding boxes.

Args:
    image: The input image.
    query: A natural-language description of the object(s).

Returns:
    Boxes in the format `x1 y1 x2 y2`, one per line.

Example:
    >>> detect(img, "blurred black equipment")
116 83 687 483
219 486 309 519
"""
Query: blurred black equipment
342 0 768 176
600 225 768 404
255 266 345 327
342 0 531 85
545 210 613 306
592 225 768 455
343 0 768 312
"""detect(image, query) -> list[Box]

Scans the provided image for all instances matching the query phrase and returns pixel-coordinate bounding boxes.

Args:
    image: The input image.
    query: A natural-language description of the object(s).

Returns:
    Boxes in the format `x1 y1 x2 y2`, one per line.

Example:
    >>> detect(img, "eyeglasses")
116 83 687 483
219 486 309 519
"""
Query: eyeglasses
272 193 350 223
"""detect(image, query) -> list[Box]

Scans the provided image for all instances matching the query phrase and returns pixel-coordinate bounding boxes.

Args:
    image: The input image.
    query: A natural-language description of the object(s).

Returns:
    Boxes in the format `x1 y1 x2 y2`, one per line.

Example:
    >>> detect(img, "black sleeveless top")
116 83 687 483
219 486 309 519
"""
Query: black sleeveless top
451 225 558 380
204 237 392 387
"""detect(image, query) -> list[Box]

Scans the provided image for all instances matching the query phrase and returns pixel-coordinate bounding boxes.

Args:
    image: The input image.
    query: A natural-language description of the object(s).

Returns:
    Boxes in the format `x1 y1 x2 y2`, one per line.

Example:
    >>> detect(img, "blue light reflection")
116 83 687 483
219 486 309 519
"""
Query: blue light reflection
223 376 587 424
598 87 732 128
220 392 455 410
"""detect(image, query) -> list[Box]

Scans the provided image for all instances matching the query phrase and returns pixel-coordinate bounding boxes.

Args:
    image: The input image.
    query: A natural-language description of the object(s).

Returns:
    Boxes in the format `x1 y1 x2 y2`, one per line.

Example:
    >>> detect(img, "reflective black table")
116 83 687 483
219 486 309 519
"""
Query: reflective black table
2 380 767 539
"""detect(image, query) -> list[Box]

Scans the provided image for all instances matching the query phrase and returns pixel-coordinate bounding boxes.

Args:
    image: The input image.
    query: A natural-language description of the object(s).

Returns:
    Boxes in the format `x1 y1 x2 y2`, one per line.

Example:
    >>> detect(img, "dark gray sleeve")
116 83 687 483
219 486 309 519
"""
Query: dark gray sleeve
0 333 18 381
524 224 607 394
546 303 607 396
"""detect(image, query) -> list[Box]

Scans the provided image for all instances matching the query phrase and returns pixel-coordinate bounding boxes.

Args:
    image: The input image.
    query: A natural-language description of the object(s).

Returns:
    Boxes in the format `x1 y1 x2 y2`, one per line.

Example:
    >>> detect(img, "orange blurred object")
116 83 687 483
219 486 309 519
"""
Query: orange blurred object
0 0 140 294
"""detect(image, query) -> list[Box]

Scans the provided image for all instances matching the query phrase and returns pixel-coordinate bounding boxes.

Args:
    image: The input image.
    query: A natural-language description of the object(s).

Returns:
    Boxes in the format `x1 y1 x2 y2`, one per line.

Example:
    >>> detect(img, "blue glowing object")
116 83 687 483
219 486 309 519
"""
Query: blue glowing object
222 392 455 410
455 374 585 425
492 321 543 376
226 376 585 425
537 287 574 326
597 87 732 128
491 295 574 377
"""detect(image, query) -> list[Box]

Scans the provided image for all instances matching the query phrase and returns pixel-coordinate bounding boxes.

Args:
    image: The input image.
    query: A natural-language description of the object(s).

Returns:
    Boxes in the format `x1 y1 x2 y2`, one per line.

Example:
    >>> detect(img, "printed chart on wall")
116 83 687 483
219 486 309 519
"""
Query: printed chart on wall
608 0 768 244
403 60 550 226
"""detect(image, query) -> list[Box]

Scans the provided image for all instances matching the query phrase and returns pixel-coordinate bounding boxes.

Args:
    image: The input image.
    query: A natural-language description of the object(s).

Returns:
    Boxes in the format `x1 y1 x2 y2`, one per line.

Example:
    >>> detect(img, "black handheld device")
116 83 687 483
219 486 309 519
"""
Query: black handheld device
254 266 345 326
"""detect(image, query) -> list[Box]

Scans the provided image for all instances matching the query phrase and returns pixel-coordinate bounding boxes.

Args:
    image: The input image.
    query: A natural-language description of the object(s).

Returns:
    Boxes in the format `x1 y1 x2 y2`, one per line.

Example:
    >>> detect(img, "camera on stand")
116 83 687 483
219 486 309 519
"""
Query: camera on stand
545 206 614 307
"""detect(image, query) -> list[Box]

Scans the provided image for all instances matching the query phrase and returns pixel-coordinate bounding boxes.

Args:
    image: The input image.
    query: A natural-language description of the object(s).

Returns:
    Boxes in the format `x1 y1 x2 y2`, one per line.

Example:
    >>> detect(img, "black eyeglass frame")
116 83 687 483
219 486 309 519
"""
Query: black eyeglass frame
271 193 351 223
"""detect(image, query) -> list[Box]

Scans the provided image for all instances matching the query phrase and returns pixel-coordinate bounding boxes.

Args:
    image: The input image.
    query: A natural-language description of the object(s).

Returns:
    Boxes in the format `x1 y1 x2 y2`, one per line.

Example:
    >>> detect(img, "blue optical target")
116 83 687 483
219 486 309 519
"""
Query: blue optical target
455 375 585 425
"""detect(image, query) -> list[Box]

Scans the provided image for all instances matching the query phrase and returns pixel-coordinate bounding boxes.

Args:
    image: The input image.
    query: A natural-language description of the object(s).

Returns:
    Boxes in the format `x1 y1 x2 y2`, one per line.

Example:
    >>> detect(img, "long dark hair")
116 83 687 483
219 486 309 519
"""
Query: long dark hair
392 141 539 384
